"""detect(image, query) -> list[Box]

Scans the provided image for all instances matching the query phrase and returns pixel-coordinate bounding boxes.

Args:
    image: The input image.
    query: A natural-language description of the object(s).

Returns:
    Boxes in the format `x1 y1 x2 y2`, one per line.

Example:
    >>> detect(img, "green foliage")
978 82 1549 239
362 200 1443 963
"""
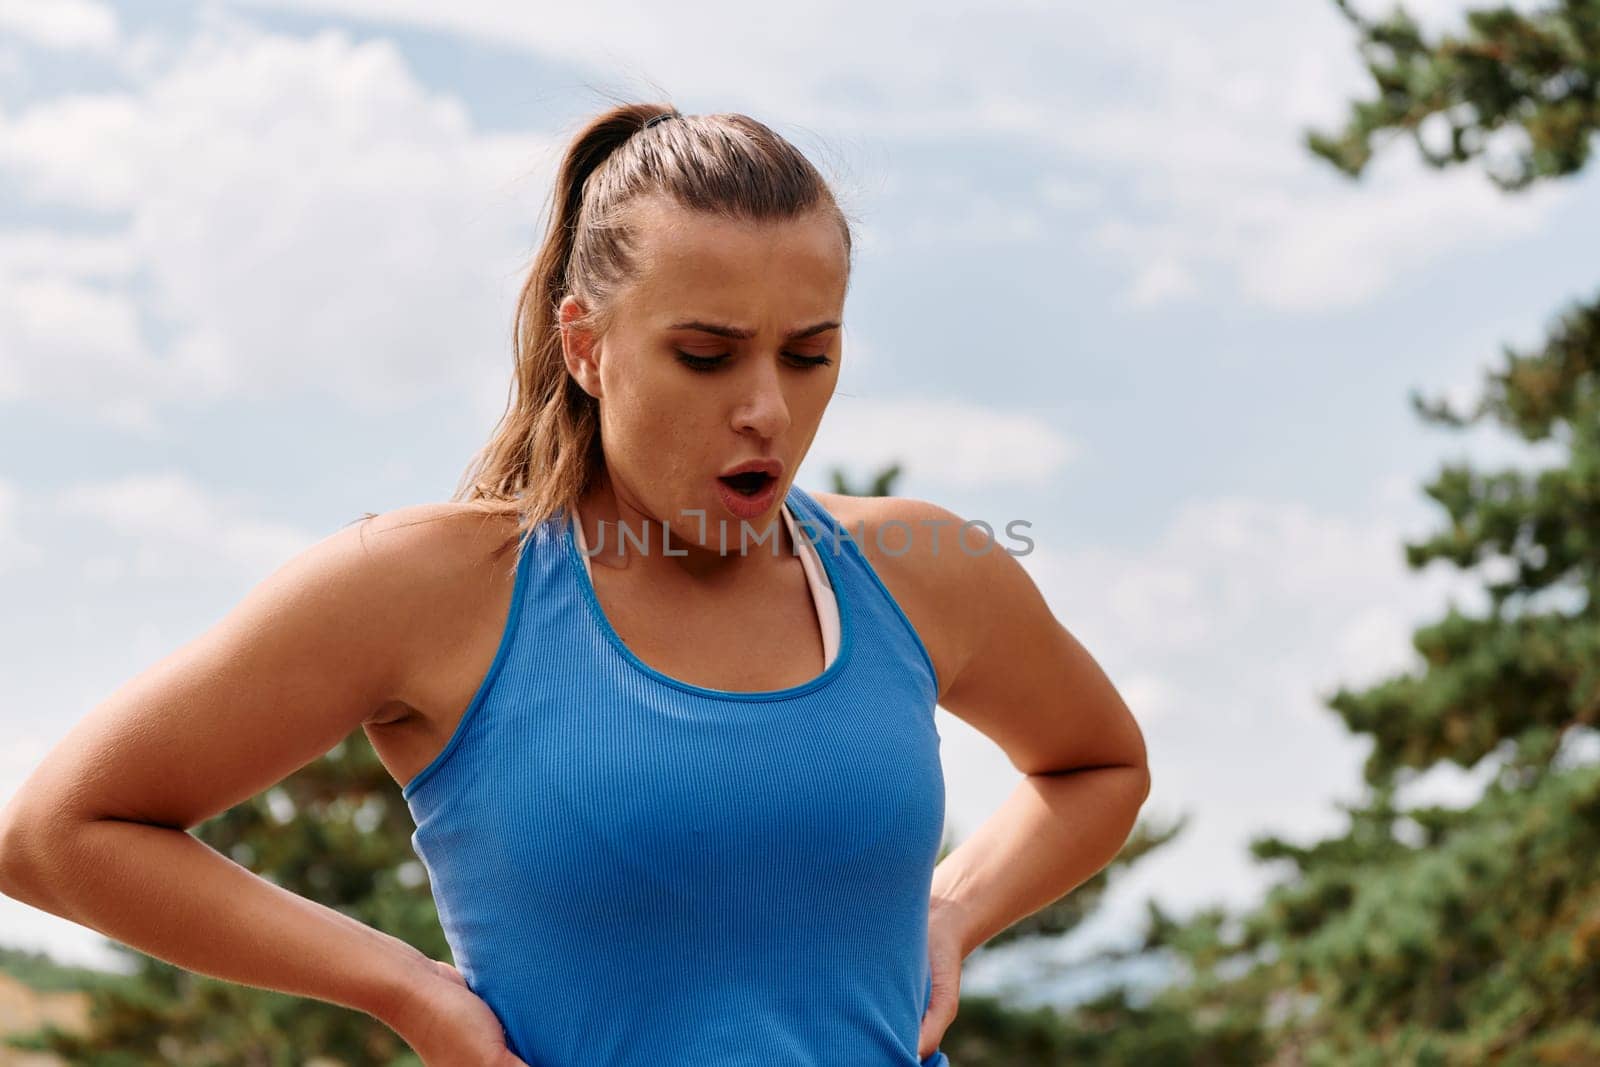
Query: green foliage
1111 4 1600 1063
1240 765 1600 1062
1310 0 1600 189
829 461 903 497
939 986 1258 1066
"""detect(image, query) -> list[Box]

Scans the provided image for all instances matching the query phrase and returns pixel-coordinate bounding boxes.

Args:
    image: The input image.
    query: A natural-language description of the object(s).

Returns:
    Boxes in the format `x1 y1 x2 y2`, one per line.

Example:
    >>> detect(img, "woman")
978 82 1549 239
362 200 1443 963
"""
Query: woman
0 102 1150 1066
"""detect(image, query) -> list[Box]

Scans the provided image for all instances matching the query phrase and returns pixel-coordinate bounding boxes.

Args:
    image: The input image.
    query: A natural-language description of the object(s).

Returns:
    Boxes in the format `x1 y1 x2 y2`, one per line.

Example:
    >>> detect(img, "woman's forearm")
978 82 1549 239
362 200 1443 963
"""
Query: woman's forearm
930 764 1150 958
3 817 432 1031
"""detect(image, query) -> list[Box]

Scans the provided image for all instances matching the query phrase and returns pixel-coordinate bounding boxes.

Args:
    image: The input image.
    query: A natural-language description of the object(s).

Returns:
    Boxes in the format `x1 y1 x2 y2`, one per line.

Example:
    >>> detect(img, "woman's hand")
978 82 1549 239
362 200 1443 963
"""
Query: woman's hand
398 959 529 1067
917 897 970 1060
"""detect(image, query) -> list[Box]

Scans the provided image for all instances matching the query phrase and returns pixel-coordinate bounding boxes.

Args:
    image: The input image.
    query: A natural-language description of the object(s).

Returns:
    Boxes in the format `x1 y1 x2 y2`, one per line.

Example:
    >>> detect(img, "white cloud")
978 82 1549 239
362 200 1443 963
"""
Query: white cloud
0 16 551 424
234 0 1109 128
1124 255 1200 309
866 171 1049 251
0 263 160 429
1037 175 1102 211
807 396 1077 489
227 0 1570 313
0 0 117 52
0 228 136 277
0 230 151 422
1 0 1570 437
1111 150 1561 312
0 479 40 573
1114 672 1181 726
0 39 24 90
1056 4 1568 310
899 194 1045 248
53 471 317 580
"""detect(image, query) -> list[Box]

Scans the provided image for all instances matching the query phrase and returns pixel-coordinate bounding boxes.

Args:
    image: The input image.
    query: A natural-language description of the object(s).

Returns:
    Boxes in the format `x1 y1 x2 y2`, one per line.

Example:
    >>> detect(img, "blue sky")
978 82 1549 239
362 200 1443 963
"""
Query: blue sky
3 0 1597 997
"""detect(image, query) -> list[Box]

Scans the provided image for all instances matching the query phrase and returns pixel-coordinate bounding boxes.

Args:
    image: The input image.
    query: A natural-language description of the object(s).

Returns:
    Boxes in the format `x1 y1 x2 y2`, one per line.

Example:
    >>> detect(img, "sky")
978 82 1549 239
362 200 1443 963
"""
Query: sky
2 0 1598 1002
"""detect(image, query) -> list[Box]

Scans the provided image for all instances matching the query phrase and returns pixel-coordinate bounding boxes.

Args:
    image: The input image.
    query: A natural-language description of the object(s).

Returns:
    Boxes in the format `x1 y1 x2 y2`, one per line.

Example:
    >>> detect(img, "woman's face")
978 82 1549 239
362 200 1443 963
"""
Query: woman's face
561 194 848 552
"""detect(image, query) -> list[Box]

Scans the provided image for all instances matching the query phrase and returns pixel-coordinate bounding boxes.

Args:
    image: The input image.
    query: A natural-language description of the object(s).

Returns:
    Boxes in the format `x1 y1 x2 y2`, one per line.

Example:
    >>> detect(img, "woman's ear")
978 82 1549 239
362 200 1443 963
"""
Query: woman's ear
558 295 603 399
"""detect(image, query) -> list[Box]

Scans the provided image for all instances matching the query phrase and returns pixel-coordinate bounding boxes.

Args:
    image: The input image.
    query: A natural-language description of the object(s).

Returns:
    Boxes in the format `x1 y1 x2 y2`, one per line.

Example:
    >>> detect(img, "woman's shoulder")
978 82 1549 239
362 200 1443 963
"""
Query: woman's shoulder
803 490 994 577
343 501 529 721
348 499 533 626
347 500 526 583
804 491 1006 701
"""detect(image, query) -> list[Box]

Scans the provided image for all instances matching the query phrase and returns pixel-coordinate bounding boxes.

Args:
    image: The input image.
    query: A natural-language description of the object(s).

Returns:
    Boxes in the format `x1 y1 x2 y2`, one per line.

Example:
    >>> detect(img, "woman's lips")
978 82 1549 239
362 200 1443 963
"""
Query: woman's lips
717 457 784 480
714 473 780 522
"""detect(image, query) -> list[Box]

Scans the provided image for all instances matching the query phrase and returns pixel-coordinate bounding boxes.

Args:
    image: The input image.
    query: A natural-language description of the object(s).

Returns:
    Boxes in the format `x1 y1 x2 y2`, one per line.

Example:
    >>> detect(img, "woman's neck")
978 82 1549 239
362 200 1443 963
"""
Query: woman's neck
574 476 792 582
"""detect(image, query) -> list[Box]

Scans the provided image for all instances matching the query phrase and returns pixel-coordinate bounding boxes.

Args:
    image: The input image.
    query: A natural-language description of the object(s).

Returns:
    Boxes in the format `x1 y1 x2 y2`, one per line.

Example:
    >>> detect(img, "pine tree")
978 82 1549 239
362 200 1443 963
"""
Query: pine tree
1134 3 1600 1063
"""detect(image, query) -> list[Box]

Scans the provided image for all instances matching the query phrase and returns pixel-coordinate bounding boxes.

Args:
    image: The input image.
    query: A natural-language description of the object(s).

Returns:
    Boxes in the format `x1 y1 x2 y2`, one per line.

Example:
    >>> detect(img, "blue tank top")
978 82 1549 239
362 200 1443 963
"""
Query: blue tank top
402 482 951 1066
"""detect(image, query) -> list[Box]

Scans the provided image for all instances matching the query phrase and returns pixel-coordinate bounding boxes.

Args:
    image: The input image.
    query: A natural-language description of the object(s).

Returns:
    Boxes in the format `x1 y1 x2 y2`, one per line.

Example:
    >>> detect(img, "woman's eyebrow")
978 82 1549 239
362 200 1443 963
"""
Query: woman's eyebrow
667 319 841 341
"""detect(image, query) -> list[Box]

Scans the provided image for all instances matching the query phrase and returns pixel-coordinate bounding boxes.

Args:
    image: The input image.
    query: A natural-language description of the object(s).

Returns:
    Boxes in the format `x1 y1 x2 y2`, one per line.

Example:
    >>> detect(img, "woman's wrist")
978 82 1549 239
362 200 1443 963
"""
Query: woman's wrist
928 889 983 960
368 942 450 1034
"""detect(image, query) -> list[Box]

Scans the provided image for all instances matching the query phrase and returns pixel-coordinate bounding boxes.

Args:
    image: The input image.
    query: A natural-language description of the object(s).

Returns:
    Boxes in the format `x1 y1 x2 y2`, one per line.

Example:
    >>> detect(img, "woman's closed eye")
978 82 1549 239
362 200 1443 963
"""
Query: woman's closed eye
674 350 834 373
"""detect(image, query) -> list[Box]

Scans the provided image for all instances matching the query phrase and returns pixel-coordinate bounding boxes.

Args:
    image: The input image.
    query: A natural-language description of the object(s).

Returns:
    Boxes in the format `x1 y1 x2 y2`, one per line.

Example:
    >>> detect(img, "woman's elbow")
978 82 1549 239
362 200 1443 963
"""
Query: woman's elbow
0 801 49 903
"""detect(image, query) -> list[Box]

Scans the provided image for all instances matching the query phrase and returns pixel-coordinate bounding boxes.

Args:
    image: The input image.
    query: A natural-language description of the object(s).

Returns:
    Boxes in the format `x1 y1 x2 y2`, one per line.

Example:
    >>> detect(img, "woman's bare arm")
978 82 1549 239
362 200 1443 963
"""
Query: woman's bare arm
873 498 1152 958
0 504 502 1037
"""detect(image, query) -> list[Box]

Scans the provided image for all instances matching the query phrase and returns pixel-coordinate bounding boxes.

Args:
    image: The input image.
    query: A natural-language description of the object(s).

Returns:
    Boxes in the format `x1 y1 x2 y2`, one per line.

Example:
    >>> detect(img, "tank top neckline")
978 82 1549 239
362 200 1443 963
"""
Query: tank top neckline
560 488 857 703
571 498 841 669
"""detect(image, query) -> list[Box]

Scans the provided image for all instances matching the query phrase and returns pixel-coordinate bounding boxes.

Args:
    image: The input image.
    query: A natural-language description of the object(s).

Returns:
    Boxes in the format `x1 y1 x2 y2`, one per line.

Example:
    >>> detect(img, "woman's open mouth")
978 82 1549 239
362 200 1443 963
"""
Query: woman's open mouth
714 462 783 522
719 471 774 497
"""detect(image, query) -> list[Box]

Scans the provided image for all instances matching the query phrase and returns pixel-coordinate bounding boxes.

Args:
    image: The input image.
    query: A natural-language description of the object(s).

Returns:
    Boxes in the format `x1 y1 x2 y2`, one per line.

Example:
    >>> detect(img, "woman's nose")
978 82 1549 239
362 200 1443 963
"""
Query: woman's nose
732 363 791 438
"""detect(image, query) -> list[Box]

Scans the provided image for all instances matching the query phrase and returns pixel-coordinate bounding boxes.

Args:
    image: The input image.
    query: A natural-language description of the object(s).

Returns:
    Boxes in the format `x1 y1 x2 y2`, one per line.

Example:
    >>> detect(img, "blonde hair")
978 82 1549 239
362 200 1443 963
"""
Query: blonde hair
449 100 855 560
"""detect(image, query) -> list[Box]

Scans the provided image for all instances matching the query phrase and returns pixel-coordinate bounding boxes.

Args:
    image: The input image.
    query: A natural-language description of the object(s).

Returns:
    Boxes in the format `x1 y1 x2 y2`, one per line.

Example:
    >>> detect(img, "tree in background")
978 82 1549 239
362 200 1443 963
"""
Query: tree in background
829 462 903 498
1131 2 1600 1063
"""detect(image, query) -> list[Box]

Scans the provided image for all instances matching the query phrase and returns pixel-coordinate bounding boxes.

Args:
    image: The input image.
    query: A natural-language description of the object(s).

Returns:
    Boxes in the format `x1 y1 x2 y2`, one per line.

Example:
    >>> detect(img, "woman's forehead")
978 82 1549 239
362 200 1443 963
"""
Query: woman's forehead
621 204 848 317
627 198 843 266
